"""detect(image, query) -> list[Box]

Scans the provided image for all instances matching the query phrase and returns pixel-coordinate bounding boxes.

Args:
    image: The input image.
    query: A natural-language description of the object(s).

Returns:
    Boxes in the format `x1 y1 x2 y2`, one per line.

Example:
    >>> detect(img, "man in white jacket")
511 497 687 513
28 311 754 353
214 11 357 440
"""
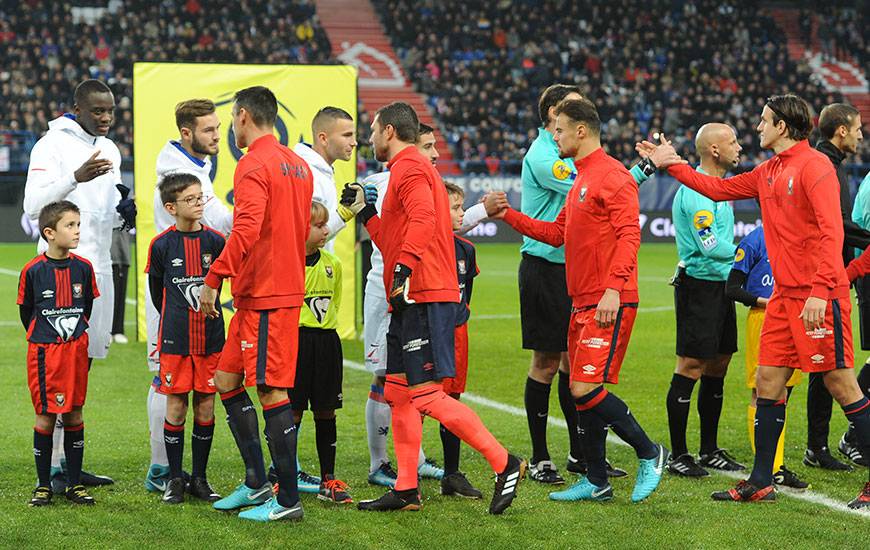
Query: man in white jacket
144 98 233 493
24 79 123 492
362 123 505 487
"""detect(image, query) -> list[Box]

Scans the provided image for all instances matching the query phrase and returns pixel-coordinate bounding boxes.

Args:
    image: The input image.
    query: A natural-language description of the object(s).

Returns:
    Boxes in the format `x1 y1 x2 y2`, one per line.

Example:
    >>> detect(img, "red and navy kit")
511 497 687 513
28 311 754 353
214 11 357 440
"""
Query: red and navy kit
454 235 479 326
145 225 226 356
18 253 98 414
18 254 99 344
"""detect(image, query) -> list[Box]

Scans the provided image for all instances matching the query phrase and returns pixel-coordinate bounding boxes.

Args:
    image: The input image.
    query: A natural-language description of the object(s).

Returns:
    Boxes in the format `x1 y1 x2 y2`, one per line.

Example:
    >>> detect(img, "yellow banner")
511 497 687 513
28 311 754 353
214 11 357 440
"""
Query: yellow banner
133 63 358 340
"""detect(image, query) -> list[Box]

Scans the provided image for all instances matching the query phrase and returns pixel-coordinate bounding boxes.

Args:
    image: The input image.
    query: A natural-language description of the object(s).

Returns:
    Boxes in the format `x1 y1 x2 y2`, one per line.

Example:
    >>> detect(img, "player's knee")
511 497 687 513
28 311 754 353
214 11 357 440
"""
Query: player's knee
822 370 863 405
675 356 704 377
570 381 600 400
34 413 56 432
62 409 83 427
755 367 788 399
530 353 560 381
192 392 215 423
313 410 336 420
213 370 241 394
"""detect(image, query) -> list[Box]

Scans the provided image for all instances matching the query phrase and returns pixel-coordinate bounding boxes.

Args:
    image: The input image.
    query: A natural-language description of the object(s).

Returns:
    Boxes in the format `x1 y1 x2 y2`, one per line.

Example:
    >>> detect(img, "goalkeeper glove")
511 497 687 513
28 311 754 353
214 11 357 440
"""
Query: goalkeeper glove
338 182 377 223
388 263 415 312
116 184 137 230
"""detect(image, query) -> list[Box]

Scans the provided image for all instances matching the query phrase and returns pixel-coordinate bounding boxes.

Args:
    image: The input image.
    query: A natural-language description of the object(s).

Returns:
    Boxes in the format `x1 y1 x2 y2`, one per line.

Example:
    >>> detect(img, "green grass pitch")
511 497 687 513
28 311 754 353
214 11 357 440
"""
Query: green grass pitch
0 242 867 548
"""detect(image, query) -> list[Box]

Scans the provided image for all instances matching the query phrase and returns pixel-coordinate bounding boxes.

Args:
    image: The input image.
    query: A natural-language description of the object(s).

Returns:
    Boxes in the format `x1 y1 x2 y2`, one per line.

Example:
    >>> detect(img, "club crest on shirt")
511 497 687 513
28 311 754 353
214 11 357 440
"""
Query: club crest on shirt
457 259 466 275
325 265 333 278
165 372 172 387
72 283 83 298
201 253 212 268
787 177 794 195
55 393 65 406
579 187 588 203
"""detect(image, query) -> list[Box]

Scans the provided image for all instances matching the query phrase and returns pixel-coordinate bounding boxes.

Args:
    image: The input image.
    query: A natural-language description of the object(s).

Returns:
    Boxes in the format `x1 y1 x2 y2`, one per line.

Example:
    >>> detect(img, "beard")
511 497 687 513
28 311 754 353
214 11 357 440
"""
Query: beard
191 134 217 156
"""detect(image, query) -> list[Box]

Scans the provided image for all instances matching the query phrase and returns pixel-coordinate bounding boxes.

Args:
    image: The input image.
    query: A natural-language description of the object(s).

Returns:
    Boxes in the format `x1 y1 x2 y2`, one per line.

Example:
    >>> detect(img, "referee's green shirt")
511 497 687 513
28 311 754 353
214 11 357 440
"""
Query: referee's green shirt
672 167 736 281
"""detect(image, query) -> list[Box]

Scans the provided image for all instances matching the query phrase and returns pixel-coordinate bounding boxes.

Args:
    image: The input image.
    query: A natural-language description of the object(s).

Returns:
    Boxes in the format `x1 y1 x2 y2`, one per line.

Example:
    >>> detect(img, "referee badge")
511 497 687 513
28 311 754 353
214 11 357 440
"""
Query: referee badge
734 248 745 262
552 160 572 180
72 283 83 298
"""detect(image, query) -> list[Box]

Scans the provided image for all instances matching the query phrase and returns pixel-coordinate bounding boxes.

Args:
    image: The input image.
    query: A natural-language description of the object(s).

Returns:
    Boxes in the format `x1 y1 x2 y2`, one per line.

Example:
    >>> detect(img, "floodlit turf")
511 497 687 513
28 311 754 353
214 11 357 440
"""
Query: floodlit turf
0 242 867 548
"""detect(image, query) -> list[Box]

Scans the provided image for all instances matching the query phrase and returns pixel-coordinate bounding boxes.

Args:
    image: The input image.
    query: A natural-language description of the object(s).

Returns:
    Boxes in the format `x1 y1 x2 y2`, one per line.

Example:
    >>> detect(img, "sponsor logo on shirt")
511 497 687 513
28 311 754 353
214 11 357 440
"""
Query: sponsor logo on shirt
806 327 833 340
172 258 183 267
42 289 54 299
581 337 610 349
305 296 331 324
42 306 84 341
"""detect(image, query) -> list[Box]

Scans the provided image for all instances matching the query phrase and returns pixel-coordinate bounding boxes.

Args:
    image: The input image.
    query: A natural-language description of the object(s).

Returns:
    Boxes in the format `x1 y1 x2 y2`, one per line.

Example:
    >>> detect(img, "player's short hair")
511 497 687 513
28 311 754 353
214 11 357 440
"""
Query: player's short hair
766 94 813 141
444 182 464 198
73 79 112 106
233 86 278 128
39 200 80 240
419 123 435 136
554 98 601 136
175 99 216 131
818 103 860 140
159 172 200 205
312 106 353 134
375 102 419 143
538 84 582 126
311 200 329 224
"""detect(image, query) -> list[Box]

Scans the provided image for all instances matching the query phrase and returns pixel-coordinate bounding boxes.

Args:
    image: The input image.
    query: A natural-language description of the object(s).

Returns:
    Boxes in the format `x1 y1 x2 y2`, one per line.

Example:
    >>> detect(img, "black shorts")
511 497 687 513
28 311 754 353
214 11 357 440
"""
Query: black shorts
290 327 343 411
855 275 870 350
518 253 571 352
674 275 737 359
386 302 456 386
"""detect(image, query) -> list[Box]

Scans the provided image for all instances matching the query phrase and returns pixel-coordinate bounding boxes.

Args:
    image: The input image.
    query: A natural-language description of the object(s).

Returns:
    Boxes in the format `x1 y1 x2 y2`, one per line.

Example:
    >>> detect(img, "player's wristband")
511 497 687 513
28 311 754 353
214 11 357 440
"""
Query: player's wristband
636 157 657 177
337 204 355 222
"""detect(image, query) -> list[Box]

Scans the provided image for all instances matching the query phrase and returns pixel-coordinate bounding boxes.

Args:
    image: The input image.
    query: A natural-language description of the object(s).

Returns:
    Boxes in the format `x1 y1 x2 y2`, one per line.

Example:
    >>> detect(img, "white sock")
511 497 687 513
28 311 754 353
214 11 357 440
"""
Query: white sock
418 443 427 468
51 417 64 469
148 383 168 466
366 387 391 473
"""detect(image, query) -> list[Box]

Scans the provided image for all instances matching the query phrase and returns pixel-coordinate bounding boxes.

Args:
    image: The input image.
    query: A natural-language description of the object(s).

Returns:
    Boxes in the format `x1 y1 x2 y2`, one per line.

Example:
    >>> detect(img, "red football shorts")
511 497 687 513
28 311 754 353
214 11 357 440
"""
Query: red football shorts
158 353 220 394
568 305 637 385
27 334 89 414
217 307 301 388
442 323 468 395
758 295 853 373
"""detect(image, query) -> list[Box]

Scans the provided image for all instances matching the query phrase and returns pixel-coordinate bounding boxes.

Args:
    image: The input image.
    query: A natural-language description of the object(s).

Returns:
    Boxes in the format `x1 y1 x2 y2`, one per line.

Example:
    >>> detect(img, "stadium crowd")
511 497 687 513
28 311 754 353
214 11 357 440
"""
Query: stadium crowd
373 0 865 167
0 0 333 160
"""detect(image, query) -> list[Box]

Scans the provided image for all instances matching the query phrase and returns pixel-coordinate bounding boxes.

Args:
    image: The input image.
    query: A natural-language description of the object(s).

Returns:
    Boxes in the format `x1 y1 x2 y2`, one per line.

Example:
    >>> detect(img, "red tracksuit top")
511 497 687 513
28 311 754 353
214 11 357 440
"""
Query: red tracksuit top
503 147 640 308
204 134 313 309
667 140 847 300
365 145 460 305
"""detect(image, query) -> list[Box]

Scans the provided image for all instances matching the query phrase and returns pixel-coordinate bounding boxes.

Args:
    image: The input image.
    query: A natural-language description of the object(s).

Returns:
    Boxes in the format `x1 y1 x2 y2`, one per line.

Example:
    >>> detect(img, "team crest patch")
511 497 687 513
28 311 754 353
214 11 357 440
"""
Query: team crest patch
165 373 172 387
579 187 588 203
552 160 572 180
693 210 714 230
201 254 212 268
734 248 745 262
325 265 333 278
55 393 65 406
458 259 466 275
72 283 83 298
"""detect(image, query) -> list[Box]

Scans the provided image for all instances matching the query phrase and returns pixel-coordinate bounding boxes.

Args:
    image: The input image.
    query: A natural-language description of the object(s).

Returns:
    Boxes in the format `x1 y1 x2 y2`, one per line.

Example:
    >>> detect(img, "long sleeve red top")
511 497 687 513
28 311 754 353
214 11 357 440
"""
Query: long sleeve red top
503 147 640 308
364 145 459 304
667 140 847 300
204 134 313 310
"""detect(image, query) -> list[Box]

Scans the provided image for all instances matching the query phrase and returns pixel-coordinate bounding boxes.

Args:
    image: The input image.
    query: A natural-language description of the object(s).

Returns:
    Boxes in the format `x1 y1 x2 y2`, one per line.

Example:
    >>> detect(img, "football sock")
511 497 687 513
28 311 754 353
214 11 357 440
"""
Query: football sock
525 377 551 464
698 375 724 455
366 384 392 473
63 423 85 487
440 423 461 475
576 408 608 487
384 376 422 491
418 443 427 469
841 396 870 482
34 426 53 487
51 417 64 469
294 421 303 474
806 371 832 450
665 373 696 457
263 399 299 507
314 417 337 480
846 365 870 443
163 420 185 480
773 408 788 473
748 397 786 487
148 382 169 466
579 386 656 459
221 388 267 489
558 370 584 462
409 384 508 473
191 419 215 478
747 404 756 453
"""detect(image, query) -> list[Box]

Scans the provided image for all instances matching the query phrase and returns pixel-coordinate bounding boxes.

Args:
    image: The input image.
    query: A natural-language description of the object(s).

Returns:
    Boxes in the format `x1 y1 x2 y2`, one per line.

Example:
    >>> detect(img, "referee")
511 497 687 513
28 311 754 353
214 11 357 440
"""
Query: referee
666 123 745 477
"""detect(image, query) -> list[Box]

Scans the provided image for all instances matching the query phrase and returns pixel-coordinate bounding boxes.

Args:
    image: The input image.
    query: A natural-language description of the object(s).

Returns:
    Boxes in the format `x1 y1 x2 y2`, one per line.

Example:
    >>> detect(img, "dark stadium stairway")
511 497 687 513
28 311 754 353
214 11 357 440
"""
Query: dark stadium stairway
771 8 869 120
314 0 459 173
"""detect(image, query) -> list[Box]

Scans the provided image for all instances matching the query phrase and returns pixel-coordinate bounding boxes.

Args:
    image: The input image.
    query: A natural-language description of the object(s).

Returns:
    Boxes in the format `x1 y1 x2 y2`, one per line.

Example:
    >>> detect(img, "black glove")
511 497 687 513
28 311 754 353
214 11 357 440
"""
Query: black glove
116 184 137 230
389 263 415 312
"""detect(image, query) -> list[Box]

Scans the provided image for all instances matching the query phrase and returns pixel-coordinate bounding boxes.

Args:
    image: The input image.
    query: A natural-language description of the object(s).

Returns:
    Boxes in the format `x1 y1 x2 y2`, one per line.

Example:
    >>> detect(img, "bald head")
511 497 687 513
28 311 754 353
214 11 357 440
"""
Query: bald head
695 123 741 171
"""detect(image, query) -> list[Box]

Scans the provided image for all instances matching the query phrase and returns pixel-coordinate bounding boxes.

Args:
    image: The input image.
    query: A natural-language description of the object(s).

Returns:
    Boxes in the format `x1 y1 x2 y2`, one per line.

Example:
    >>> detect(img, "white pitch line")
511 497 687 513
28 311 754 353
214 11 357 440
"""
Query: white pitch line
343 359 869 519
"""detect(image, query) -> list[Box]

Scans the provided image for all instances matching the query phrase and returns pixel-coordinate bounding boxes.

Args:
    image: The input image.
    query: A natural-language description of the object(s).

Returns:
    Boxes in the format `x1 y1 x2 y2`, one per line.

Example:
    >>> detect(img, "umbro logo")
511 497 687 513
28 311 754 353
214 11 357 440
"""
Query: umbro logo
42 289 54 299
171 258 183 267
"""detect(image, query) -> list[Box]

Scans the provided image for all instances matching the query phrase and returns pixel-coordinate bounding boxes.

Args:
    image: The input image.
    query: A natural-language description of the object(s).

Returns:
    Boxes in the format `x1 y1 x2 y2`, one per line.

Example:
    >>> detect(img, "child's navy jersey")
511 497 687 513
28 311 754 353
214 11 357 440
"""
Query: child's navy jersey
454 235 479 326
17 254 99 344
146 225 226 355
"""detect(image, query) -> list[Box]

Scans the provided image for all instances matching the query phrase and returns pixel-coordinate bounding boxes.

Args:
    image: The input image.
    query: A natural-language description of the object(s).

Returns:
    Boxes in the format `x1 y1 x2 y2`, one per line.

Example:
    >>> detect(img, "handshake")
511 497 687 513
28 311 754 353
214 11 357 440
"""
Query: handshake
338 182 378 223
480 190 510 219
